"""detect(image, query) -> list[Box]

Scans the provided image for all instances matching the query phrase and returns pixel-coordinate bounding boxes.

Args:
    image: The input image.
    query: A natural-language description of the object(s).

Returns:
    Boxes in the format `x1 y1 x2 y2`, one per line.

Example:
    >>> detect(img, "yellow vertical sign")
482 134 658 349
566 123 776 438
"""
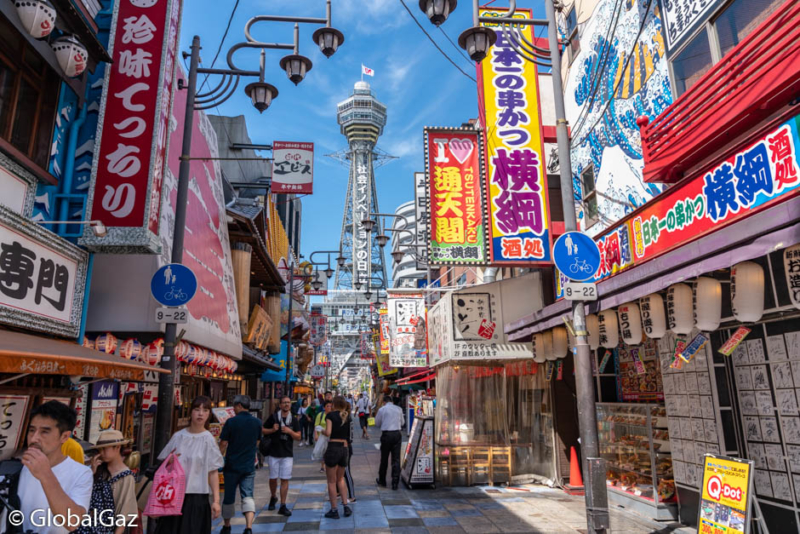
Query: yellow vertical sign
479 7 552 265
698 455 753 533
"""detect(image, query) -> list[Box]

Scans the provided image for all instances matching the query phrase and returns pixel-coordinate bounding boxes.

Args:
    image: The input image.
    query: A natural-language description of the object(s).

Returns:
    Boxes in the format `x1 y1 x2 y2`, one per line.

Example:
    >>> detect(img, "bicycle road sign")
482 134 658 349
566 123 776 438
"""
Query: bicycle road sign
553 231 601 282
151 264 197 307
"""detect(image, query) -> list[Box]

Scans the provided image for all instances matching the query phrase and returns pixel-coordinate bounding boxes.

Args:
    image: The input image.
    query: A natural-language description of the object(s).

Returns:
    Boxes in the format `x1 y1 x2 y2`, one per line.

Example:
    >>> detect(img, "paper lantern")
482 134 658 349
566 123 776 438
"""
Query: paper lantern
552 326 569 359
695 277 722 331
119 339 142 361
618 302 643 346
185 345 198 365
784 244 800 310
15 0 57 39
732 261 764 322
95 333 118 354
639 294 666 339
230 360 238 373
598 310 619 348
585 314 600 351
543 330 556 361
51 35 87 77
532 333 546 363
667 283 694 335
176 341 189 362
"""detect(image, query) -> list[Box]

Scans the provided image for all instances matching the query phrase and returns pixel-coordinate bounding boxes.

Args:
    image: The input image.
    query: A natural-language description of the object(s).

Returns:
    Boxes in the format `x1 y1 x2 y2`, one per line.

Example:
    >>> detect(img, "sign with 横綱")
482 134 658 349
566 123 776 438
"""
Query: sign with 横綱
698 454 753 534
0 206 88 337
479 6 552 265
272 141 314 194
82 0 181 252
424 128 487 265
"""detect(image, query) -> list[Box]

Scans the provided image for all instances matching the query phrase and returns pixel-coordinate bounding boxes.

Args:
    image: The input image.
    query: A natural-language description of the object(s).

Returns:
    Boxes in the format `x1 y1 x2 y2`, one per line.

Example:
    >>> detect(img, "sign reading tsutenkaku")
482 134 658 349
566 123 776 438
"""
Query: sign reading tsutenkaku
272 141 314 194
478 6 552 265
387 294 427 367
82 0 180 253
424 127 487 265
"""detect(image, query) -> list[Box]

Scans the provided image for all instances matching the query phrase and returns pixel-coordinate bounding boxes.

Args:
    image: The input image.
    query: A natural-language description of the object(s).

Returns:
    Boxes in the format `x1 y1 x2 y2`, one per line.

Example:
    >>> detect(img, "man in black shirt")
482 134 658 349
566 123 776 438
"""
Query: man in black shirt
263 396 301 516
219 395 262 534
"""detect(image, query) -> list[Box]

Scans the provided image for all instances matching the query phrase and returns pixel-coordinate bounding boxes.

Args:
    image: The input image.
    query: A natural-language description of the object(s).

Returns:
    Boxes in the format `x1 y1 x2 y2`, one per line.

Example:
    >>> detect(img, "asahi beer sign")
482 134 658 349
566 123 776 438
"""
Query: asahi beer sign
0 206 88 337
272 141 314 194
82 0 181 252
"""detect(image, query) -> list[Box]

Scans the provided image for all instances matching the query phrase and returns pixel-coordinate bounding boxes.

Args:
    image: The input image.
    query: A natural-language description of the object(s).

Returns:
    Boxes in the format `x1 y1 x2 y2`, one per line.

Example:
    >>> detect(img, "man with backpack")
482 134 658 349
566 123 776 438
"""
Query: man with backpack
262 397 301 516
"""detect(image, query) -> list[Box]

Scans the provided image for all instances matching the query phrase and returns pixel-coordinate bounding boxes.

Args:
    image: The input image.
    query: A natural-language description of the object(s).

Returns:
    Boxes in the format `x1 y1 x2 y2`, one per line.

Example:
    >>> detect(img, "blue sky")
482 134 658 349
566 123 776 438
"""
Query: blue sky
179 0 544 269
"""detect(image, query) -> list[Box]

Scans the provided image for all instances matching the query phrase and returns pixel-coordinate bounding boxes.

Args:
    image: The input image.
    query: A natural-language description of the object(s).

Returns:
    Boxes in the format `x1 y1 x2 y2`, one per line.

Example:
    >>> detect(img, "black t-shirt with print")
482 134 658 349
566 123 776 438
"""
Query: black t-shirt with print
264 411 301 458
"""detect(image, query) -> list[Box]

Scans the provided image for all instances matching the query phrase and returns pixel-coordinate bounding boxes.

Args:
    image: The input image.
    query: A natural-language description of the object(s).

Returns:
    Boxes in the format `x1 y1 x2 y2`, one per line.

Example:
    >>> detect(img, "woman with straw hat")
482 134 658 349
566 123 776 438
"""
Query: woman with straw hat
75 429 138 534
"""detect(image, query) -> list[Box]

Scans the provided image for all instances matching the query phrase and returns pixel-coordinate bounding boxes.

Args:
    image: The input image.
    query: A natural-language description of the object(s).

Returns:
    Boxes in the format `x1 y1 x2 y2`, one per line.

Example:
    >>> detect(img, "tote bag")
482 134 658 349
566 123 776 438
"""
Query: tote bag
143 452 186 517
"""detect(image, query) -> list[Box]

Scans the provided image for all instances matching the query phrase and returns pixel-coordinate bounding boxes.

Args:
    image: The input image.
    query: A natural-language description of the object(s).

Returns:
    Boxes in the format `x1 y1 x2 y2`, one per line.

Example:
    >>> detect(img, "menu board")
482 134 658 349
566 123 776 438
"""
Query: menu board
401 416 435 487
616 338 663 401
698 455 754 533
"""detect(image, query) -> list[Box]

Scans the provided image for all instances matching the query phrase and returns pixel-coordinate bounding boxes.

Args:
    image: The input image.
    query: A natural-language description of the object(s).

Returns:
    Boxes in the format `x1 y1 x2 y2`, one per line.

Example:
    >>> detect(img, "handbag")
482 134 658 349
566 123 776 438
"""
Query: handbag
311 433 329 461
143 452 186 517
258 435 272 457
368 417 376 426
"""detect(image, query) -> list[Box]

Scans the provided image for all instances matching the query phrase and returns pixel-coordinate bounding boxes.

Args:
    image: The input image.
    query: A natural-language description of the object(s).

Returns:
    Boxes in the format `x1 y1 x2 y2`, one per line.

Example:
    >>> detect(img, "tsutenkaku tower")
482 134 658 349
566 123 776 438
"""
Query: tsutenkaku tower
334 80 389 292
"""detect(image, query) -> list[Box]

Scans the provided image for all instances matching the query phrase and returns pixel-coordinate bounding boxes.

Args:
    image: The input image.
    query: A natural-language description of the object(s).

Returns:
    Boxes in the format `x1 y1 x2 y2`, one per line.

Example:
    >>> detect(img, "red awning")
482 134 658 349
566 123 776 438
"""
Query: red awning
396 371 436 385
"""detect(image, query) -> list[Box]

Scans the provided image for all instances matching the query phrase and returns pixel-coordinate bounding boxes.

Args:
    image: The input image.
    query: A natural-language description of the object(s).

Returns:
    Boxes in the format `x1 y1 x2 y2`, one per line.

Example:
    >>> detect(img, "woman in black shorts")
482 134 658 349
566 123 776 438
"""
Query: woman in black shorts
323 396 351 519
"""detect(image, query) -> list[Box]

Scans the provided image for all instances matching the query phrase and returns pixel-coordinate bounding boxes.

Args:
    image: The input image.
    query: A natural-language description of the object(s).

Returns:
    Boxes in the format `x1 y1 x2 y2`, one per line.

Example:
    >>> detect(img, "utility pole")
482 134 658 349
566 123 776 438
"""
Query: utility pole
544 2 608 532
284 266 295 397
153 36 200 458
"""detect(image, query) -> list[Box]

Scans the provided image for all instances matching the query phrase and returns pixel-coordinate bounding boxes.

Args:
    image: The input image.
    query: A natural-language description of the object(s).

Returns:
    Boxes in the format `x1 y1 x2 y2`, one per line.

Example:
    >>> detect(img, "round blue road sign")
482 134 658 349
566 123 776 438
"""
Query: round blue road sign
151 264 197 307
552 231 601 282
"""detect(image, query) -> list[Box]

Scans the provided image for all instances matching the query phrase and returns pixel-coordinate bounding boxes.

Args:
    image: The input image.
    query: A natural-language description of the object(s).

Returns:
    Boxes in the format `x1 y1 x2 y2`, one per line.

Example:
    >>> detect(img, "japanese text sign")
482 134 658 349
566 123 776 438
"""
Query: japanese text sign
83 0 180 252
719 327 751 357
424 128 487 264
784 244 800 310
0 206 88 337
0 395 29 461
272 141 314 194
310 314 327 346
387 294 428 367
414 172 429 270
379 307 390 355
478 7 552 265
659 0 725 54
698 455 753 534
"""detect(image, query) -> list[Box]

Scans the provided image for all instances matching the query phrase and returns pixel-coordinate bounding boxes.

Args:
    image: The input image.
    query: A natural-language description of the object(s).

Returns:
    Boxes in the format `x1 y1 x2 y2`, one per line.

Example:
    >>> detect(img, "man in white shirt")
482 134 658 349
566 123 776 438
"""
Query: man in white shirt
355 394 371 440
17 400 93 534
374 396 405 490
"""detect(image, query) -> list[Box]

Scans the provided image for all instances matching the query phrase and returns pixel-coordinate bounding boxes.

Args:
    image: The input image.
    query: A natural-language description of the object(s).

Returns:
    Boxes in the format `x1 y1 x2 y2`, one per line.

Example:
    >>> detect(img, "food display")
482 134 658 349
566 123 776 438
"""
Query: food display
597 403 677 509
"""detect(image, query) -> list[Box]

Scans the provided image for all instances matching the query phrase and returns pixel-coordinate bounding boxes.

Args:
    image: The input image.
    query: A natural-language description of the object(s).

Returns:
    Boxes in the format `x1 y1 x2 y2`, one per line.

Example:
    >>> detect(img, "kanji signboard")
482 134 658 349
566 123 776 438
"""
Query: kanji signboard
0 206 88 337
424 128 487 265
478 6 552 265
272 141 314 194
659 0 725 54
387 294 427 367
310 314 327 346
82 0 180 252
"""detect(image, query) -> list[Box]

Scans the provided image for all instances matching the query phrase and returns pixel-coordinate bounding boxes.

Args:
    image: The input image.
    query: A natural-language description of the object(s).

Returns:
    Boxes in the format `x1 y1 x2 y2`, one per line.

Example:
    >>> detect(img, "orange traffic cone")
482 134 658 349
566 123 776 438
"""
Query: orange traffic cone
564 446 585 495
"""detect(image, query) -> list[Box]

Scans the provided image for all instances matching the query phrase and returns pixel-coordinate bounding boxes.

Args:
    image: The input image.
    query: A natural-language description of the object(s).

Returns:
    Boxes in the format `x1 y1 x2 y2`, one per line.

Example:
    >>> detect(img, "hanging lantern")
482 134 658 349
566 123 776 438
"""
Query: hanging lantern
639 294 667 339
598 310 619 348
119 339 142 361
586 314 600 351
176 341 189 363
543 329 556 361
732 261 765 323
144 342 162 366
231 360 238 373
552 326 569 359
618 302 643 346
95 333 118 354
532 333 546 363
185 345 198 365
784 244 800 310
51 35 87 77
695 277 722 331
15 0 56 39
667 283 694 335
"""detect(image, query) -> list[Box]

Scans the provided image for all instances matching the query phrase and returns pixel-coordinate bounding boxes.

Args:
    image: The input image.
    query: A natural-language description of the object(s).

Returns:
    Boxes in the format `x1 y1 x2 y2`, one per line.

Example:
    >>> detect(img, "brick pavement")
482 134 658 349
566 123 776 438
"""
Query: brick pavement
213 429 691 534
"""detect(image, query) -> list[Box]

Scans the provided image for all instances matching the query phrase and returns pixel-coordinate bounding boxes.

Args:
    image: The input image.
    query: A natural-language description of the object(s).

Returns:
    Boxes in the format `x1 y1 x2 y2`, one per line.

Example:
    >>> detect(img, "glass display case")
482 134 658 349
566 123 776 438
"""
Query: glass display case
596 403 677 520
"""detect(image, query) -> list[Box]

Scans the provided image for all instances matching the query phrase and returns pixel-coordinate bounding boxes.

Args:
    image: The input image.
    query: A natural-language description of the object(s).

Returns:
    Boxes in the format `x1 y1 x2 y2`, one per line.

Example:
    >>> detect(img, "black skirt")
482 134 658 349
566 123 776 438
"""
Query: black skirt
153 493 212 534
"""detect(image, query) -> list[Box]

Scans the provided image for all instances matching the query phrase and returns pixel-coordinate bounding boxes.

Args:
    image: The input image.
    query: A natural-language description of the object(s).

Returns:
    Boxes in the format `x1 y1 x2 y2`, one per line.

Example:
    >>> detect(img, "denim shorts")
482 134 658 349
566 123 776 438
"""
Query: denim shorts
324 442 349 468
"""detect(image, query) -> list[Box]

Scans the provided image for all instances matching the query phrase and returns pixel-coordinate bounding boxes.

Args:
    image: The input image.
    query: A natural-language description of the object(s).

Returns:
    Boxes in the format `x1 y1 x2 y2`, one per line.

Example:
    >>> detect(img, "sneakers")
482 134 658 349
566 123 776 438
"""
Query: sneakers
392 482 399 490
278 504 292 516
375 478 387 487
220 527 231 534
267 496 278 510
324 508 340 519
243 529 252 534
343 505 352 517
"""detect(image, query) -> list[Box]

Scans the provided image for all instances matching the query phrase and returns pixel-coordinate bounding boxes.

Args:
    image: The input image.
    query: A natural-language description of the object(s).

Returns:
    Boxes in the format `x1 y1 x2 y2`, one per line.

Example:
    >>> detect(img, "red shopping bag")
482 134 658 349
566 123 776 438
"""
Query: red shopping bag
143 453 185 517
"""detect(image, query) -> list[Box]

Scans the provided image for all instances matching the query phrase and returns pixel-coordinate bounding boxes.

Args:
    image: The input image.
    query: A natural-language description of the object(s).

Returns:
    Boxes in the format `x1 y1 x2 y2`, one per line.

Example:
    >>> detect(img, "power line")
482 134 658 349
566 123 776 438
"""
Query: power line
438 26 473 66
198 0 241 94
398 0 477 83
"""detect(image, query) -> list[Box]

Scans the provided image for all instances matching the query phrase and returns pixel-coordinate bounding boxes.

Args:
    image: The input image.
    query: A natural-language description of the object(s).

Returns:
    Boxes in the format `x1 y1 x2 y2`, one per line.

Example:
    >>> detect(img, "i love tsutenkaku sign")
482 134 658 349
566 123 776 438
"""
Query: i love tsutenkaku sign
82 0 180 253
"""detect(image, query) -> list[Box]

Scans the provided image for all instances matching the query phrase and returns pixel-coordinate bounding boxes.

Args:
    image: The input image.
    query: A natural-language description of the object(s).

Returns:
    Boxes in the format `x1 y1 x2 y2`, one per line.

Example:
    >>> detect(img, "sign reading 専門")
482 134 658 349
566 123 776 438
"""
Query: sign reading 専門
82 0 180 252
698 455 754 533
424 128 486 264
478 7 552 265
557 114 800 297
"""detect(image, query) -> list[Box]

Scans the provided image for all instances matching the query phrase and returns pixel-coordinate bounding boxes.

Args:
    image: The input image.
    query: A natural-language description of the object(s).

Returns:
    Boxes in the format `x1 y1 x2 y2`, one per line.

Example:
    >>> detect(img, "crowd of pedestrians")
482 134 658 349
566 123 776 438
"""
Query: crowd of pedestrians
4 391 405 534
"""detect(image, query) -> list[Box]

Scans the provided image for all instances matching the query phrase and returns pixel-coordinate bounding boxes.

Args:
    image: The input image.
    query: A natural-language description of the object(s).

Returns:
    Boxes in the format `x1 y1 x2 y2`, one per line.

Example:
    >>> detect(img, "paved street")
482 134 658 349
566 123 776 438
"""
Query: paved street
213 431 689 534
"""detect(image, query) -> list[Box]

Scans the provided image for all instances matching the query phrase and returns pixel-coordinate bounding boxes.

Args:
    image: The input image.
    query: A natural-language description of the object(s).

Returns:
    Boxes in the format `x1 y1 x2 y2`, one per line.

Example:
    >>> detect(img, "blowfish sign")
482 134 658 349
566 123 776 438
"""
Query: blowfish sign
272 141 314 194
478 6 552 265
424 127 487 264
83 0 181 252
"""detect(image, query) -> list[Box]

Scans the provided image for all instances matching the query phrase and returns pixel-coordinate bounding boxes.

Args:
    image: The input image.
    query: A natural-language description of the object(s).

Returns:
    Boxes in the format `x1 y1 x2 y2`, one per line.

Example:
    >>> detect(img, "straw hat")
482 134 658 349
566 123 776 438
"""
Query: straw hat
94 430 132 449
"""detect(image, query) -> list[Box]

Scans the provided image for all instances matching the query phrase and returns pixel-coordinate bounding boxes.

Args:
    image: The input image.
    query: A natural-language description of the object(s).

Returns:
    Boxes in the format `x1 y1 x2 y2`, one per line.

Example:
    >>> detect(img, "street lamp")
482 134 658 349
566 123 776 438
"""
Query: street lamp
337 254 346 268
418 0 457 26
376 234 390 248
280 53 313 85
364 291 372 300
391 250 405 263
361 218 376 232
244 81 279 113
458 25 497 62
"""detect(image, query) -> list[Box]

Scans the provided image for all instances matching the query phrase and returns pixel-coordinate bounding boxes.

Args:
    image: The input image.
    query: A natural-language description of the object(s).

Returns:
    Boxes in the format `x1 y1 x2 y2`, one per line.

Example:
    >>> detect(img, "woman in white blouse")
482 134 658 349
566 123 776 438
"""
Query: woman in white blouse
154 396 224 534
